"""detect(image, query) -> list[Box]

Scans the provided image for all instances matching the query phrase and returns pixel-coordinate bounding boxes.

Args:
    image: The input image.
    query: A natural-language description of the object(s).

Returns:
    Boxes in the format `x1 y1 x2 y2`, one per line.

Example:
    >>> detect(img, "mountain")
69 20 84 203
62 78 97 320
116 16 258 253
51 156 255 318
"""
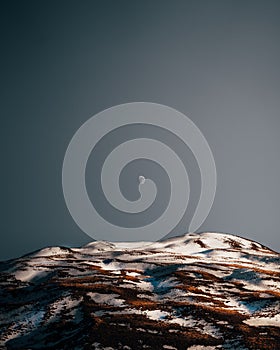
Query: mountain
0 232 279 350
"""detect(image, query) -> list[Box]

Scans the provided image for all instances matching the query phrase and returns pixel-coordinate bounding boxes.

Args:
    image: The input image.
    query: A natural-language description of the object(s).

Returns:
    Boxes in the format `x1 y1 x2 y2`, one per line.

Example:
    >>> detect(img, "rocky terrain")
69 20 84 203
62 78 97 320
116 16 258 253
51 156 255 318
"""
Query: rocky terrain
0 232 280 350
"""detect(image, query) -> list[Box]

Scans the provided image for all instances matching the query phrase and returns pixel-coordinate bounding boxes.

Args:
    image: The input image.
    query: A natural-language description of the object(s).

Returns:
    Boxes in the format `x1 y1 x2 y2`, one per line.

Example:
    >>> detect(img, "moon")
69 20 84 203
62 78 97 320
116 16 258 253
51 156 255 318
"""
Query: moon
138 175 146 185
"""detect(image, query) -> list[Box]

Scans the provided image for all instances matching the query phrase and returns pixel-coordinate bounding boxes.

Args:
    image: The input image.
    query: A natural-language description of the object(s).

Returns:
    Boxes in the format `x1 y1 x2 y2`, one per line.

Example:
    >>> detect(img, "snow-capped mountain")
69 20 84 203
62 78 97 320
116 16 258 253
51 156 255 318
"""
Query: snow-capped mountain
0 232 280 350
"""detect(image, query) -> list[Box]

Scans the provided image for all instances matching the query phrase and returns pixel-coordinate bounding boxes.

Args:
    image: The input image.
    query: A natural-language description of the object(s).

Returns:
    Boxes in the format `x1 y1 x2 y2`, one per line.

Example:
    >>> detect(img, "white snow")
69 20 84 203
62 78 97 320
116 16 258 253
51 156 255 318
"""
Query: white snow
14 268 49 282
87 292 125 307
144 309 169 320
244 313 280 327
31 246 70 257
126 271 140 277
187 346 218 350
48 295 82 322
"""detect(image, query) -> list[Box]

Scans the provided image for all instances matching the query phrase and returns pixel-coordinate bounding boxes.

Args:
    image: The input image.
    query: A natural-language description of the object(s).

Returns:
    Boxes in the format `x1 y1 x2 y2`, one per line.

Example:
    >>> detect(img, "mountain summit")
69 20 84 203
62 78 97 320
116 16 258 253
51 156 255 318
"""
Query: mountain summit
0 232 279 349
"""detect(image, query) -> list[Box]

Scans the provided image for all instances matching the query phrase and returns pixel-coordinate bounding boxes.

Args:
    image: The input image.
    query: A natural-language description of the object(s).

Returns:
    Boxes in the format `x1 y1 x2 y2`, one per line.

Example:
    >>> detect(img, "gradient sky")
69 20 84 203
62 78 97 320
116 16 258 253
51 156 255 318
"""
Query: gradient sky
2 0 280 260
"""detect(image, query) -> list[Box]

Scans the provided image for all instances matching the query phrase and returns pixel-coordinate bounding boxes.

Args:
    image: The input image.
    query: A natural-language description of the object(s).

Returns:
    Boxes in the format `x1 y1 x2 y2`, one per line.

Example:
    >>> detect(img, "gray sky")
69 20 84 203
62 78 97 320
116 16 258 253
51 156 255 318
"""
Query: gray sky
2 0 280 260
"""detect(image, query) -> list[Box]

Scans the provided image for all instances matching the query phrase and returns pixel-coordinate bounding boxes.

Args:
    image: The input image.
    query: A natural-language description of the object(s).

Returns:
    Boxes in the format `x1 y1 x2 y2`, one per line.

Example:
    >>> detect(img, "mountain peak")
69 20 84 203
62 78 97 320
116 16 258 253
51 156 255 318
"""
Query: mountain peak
75 231 274 258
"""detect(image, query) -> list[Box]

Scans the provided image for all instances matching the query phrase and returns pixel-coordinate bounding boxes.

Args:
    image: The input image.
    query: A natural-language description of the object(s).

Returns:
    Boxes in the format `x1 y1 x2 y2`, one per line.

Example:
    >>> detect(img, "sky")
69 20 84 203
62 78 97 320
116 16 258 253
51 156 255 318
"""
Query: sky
2 0 280 260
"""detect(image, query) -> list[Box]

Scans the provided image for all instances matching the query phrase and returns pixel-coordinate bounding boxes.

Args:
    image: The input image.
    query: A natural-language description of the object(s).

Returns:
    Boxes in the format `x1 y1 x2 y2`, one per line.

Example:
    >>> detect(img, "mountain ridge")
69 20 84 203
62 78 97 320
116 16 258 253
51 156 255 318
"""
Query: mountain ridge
0 232 279 350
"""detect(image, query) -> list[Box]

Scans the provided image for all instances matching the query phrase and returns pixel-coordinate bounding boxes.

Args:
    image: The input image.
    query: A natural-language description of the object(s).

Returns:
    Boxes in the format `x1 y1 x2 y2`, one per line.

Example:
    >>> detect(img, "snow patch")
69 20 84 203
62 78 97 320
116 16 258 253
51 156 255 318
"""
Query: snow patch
87 292 125 307
244 313 280 327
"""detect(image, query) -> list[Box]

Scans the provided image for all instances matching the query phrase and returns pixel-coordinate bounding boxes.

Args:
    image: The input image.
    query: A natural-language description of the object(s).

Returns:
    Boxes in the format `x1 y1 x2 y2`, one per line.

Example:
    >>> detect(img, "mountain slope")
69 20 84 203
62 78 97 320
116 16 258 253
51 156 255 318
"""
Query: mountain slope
0 232 280 350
